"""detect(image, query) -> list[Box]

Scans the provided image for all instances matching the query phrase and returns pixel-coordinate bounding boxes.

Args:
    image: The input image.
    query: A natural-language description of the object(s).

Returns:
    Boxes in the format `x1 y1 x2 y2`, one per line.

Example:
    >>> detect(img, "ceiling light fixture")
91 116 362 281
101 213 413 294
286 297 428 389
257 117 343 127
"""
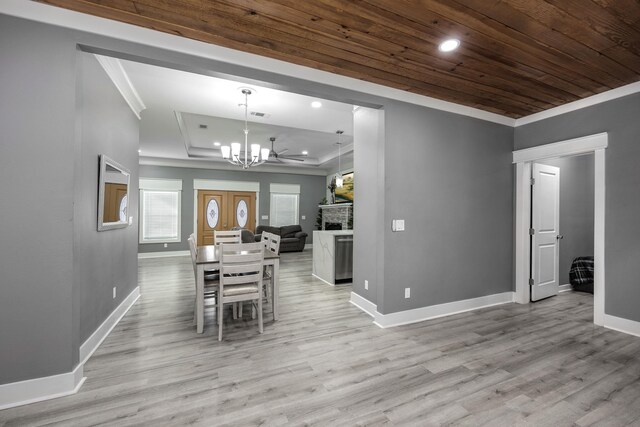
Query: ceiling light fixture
220 88 270 169
213 142 221 147
438 38 460 52
311 101 322 108
302 150 308 155
335 130 344 188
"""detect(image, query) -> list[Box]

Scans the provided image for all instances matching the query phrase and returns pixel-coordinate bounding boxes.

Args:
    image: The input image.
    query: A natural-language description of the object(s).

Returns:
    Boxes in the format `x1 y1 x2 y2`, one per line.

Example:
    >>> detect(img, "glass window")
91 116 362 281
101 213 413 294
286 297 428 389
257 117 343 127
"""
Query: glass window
270 193 299 227
140 190 181 243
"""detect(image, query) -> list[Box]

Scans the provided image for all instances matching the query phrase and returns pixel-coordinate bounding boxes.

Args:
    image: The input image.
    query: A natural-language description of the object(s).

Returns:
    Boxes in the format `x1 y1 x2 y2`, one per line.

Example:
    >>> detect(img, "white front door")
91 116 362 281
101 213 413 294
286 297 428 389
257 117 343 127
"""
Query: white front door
531 163 560 301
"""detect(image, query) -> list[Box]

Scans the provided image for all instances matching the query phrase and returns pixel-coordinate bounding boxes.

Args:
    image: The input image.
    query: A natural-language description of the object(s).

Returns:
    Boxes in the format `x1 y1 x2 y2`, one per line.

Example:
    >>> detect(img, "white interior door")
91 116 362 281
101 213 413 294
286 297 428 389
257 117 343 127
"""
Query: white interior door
531 163 560 301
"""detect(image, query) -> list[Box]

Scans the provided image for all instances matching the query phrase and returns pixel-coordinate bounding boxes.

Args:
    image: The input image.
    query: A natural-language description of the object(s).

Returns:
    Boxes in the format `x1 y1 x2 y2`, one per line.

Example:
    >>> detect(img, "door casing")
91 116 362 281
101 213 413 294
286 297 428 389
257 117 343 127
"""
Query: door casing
513 133 607 326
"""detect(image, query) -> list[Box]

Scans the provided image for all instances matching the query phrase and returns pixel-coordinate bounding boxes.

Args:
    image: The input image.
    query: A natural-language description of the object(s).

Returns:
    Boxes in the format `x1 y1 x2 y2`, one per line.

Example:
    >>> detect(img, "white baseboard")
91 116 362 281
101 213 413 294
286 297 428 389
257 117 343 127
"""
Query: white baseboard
349 292 377 318
0 286 140 410
0 362 85 411
312 273 335 287
138 250 189 259
350 291 515 329
559 284 572 292
604 314 640 338
79 286 141 365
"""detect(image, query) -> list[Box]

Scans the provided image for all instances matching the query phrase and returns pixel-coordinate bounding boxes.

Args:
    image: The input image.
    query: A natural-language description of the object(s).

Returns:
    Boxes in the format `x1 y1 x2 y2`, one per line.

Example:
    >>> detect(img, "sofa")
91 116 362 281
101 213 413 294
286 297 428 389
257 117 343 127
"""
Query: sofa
254 225 308 252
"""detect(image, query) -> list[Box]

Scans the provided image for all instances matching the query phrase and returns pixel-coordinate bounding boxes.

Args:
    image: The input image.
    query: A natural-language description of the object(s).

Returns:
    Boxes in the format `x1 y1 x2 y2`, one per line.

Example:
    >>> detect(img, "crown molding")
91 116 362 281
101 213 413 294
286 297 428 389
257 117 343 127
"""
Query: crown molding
139 156 328 176
515 81 640 127
3 1 636 128
94 55 146 119
0 0 513 127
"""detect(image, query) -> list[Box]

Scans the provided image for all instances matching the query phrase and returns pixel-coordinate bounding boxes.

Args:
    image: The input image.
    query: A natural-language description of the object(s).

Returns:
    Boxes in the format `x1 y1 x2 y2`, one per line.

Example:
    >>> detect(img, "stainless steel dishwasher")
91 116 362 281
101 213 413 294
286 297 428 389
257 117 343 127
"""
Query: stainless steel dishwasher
334 236 353 282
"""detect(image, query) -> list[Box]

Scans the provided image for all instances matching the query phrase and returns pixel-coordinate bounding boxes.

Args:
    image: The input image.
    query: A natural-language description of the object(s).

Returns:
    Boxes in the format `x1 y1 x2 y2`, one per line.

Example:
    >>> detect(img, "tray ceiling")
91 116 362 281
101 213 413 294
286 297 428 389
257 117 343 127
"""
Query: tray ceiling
36 0 640 119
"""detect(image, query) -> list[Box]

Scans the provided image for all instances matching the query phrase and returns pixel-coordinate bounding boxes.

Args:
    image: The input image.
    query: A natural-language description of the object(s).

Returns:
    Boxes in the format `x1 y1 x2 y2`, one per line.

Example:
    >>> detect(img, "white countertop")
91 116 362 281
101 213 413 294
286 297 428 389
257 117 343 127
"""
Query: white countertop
313 230 353 236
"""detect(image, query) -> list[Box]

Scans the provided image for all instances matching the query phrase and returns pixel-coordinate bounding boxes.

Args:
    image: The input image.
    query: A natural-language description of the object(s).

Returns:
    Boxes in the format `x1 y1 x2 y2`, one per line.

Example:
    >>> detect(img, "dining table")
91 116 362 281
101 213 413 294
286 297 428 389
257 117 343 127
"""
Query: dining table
194 244 280 333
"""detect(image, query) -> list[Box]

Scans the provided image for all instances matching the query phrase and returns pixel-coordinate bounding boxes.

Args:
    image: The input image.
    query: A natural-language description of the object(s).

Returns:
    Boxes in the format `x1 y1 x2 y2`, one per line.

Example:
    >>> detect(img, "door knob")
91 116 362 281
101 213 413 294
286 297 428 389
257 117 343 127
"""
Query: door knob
556 235 564 240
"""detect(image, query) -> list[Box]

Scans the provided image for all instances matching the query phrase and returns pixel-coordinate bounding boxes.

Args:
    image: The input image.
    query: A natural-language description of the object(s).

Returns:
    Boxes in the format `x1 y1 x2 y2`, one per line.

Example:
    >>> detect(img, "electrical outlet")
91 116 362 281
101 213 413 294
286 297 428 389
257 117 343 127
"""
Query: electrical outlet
404 287 410 298
365 280 369 290
113 287 117 299
261 215 268 220
301 215 306 220
164 243 168 248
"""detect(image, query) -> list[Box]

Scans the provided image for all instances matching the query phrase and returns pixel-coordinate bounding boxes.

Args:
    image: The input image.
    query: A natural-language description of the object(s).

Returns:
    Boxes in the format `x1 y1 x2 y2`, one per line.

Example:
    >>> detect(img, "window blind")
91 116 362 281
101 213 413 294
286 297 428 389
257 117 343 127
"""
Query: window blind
141 190 180 242
270 193 299 227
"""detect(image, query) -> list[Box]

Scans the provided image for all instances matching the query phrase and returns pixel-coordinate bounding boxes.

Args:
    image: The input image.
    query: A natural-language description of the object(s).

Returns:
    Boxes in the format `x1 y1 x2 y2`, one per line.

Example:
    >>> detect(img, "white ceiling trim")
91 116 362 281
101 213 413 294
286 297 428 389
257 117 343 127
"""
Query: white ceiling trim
515 82 640 127
5 1 635 129
0 0 514 127
94 55 145 119
317 143 354 165
139 156 327 176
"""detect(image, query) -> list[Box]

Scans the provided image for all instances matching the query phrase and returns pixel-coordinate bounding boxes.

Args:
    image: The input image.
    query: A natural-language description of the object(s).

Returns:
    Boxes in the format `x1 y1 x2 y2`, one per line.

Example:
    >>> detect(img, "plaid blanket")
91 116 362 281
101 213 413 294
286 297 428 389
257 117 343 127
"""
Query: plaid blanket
569 256 594 293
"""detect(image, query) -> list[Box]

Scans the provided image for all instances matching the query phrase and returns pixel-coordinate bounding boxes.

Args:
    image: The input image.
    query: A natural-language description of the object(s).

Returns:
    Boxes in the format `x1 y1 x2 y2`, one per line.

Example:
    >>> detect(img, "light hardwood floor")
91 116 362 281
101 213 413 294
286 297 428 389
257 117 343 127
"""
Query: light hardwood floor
2 249 640 426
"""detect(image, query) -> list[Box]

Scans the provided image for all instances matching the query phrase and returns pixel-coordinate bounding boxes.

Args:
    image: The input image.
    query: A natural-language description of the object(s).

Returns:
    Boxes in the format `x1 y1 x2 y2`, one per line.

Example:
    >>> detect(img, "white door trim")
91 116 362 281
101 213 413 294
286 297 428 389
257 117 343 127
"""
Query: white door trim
513 133 607 326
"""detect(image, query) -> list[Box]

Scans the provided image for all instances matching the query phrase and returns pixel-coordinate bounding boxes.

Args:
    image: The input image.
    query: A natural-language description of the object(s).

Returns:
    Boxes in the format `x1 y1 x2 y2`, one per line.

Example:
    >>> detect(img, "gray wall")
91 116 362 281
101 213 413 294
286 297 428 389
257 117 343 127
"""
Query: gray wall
352 107 385 305
0 15 138 384
75 53 139 344
378 101 515 314
515 92 640 322
539 155 594 287
0 14 77 384
138 166 326 252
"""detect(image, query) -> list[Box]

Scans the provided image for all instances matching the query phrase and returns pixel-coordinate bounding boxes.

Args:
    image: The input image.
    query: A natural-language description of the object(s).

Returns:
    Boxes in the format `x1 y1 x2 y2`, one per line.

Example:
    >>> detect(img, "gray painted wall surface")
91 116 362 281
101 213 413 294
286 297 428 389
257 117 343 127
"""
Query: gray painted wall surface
352 107 385 305
138 166 326 252
0 15 77 384
539 155 594 287
75 53 139 344
0 15 139 385
515 93 640 322
380 101 514 314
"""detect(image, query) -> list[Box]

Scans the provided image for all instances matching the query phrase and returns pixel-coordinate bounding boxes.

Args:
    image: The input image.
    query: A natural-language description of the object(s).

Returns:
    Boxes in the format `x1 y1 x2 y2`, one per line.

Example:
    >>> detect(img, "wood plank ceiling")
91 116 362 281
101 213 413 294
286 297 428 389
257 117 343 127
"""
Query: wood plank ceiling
36 0 640 118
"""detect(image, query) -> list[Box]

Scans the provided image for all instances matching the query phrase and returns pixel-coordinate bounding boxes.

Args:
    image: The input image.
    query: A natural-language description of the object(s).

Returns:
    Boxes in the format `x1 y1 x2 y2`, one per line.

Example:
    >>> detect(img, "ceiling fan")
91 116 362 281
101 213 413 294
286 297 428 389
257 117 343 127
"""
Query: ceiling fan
267 137 307 162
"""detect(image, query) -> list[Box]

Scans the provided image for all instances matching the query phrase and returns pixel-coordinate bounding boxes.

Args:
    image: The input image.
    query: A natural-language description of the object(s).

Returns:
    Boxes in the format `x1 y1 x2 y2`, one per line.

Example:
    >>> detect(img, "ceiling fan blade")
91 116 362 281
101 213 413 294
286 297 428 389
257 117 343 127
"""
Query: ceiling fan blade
277 156 306 162
277 149 289 155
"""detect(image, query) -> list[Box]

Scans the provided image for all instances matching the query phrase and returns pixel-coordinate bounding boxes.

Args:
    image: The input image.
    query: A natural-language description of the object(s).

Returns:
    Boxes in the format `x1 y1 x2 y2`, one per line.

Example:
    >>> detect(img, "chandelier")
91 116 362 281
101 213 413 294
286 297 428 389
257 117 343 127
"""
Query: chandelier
335 130 344 188
220 88 270 169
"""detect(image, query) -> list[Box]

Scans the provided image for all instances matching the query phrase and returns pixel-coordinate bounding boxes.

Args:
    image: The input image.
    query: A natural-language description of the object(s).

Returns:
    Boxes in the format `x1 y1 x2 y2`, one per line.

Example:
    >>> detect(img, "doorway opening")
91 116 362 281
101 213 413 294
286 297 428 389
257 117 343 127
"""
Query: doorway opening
513 133 607 325
530 154 595 305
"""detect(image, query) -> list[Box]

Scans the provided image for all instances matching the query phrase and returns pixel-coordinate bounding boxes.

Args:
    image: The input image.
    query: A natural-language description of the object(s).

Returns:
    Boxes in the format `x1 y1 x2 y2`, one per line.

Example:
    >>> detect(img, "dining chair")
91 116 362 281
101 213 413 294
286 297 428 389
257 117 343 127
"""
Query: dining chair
214 229 242 245
217 242 264 341
262 233 281 307
188 235 219 324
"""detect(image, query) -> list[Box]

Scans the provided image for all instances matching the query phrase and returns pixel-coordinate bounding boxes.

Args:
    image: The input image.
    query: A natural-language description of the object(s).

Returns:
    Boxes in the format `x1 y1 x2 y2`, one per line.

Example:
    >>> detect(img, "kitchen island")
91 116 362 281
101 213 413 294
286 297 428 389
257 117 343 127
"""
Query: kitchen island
312 230 353 285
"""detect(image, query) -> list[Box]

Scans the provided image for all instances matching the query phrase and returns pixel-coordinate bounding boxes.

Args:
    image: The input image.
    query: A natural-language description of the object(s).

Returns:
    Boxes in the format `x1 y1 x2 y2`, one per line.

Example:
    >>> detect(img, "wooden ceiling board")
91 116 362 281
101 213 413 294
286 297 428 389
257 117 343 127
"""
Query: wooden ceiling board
34 0 640 118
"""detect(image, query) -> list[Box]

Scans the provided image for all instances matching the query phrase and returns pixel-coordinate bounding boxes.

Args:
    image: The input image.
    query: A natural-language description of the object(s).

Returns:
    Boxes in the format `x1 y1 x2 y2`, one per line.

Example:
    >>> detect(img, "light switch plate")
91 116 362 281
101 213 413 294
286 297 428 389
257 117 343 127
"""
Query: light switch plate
404 287 410 298
392 219 406 232
261 215 268 220
365 280 369 290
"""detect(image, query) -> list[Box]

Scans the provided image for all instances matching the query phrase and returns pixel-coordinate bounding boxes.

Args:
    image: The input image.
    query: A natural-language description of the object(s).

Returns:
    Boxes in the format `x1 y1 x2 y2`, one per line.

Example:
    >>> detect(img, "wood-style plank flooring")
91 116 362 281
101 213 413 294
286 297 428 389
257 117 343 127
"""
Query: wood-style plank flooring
2 250 640 426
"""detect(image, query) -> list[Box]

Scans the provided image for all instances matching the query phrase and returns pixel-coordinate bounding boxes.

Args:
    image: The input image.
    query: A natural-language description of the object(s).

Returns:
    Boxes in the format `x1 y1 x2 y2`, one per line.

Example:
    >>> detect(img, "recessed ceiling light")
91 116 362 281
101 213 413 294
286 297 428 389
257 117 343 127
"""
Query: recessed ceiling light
311 101 322 108
302 150 308 155
138 149 141 153
213 142 221 147
438 38 460 52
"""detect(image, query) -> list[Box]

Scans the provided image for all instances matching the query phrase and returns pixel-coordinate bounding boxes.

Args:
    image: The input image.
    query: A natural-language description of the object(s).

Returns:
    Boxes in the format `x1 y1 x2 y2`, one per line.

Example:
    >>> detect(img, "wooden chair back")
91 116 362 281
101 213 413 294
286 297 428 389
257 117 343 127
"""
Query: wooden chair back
267 233 281 255
218 242 265 341
214 230 242 245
